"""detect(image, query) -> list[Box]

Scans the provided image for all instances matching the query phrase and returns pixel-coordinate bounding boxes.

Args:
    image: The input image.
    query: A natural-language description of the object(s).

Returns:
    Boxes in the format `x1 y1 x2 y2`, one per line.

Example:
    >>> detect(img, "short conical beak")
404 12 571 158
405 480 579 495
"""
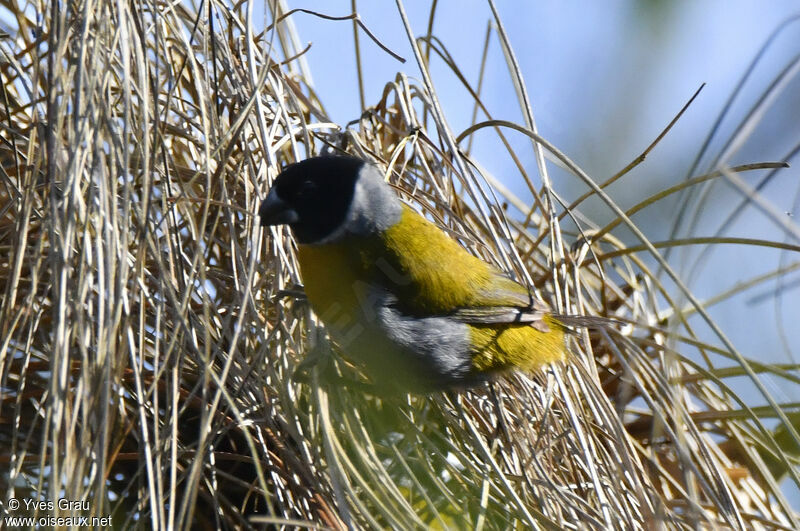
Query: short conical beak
259 189 299 226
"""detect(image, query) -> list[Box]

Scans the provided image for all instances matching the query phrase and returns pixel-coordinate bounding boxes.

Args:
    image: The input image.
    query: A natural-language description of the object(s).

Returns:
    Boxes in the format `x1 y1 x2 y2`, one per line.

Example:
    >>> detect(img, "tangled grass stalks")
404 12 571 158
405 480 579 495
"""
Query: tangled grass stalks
0 0 798 528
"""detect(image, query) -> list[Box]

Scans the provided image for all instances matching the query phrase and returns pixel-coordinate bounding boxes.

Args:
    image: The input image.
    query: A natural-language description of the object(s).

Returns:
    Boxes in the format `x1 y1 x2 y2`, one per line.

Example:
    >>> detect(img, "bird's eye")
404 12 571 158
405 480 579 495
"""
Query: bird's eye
277 178 317 203
300 180 317 193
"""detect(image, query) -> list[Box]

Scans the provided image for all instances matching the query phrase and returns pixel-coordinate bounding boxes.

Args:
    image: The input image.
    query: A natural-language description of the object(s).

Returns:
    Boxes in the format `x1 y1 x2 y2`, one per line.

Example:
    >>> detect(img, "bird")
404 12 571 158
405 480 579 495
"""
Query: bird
259 155 565 392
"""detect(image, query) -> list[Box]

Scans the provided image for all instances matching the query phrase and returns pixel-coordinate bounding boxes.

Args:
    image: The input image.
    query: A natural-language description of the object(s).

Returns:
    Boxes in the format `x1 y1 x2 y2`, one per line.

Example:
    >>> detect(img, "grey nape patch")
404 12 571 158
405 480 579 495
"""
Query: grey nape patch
350 164 403 233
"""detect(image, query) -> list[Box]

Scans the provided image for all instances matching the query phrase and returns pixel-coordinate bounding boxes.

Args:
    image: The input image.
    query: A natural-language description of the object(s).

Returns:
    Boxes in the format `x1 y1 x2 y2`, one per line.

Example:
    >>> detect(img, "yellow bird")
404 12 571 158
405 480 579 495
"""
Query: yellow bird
259 155 565 392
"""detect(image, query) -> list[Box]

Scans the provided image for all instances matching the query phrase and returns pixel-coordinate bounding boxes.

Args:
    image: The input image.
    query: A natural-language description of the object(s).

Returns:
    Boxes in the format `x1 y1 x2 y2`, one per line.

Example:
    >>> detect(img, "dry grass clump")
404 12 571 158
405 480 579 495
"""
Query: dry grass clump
0 1 798 529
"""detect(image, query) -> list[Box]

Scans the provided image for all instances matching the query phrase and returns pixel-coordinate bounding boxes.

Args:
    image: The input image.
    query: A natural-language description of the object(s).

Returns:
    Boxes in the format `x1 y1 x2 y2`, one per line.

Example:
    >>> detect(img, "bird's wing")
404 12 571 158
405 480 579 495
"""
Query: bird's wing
377 205 553 330
451 272 554 331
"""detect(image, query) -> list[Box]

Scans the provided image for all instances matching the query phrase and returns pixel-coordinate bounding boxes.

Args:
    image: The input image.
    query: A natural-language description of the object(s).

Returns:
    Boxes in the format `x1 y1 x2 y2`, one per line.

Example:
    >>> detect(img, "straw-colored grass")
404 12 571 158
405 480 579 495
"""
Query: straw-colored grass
1 1 798 529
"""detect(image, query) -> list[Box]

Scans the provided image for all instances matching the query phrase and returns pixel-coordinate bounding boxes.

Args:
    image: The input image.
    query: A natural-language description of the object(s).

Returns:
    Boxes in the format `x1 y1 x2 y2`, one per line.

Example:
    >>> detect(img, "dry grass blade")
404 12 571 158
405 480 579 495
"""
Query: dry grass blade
0 1 798 529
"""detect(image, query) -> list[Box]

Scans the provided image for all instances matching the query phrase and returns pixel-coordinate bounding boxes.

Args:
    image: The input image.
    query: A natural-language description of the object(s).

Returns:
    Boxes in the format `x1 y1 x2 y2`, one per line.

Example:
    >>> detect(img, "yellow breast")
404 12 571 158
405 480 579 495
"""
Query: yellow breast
296 243 368 330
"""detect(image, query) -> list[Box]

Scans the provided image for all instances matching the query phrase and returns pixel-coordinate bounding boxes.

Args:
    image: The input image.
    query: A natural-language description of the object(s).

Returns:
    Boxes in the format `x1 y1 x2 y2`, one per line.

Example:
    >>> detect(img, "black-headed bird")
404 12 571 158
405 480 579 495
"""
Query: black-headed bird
259 155 565 392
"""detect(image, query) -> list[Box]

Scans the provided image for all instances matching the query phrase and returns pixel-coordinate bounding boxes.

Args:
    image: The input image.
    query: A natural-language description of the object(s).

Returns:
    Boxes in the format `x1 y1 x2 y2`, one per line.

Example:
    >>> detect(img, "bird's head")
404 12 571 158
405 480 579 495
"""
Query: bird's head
259 155 401 244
